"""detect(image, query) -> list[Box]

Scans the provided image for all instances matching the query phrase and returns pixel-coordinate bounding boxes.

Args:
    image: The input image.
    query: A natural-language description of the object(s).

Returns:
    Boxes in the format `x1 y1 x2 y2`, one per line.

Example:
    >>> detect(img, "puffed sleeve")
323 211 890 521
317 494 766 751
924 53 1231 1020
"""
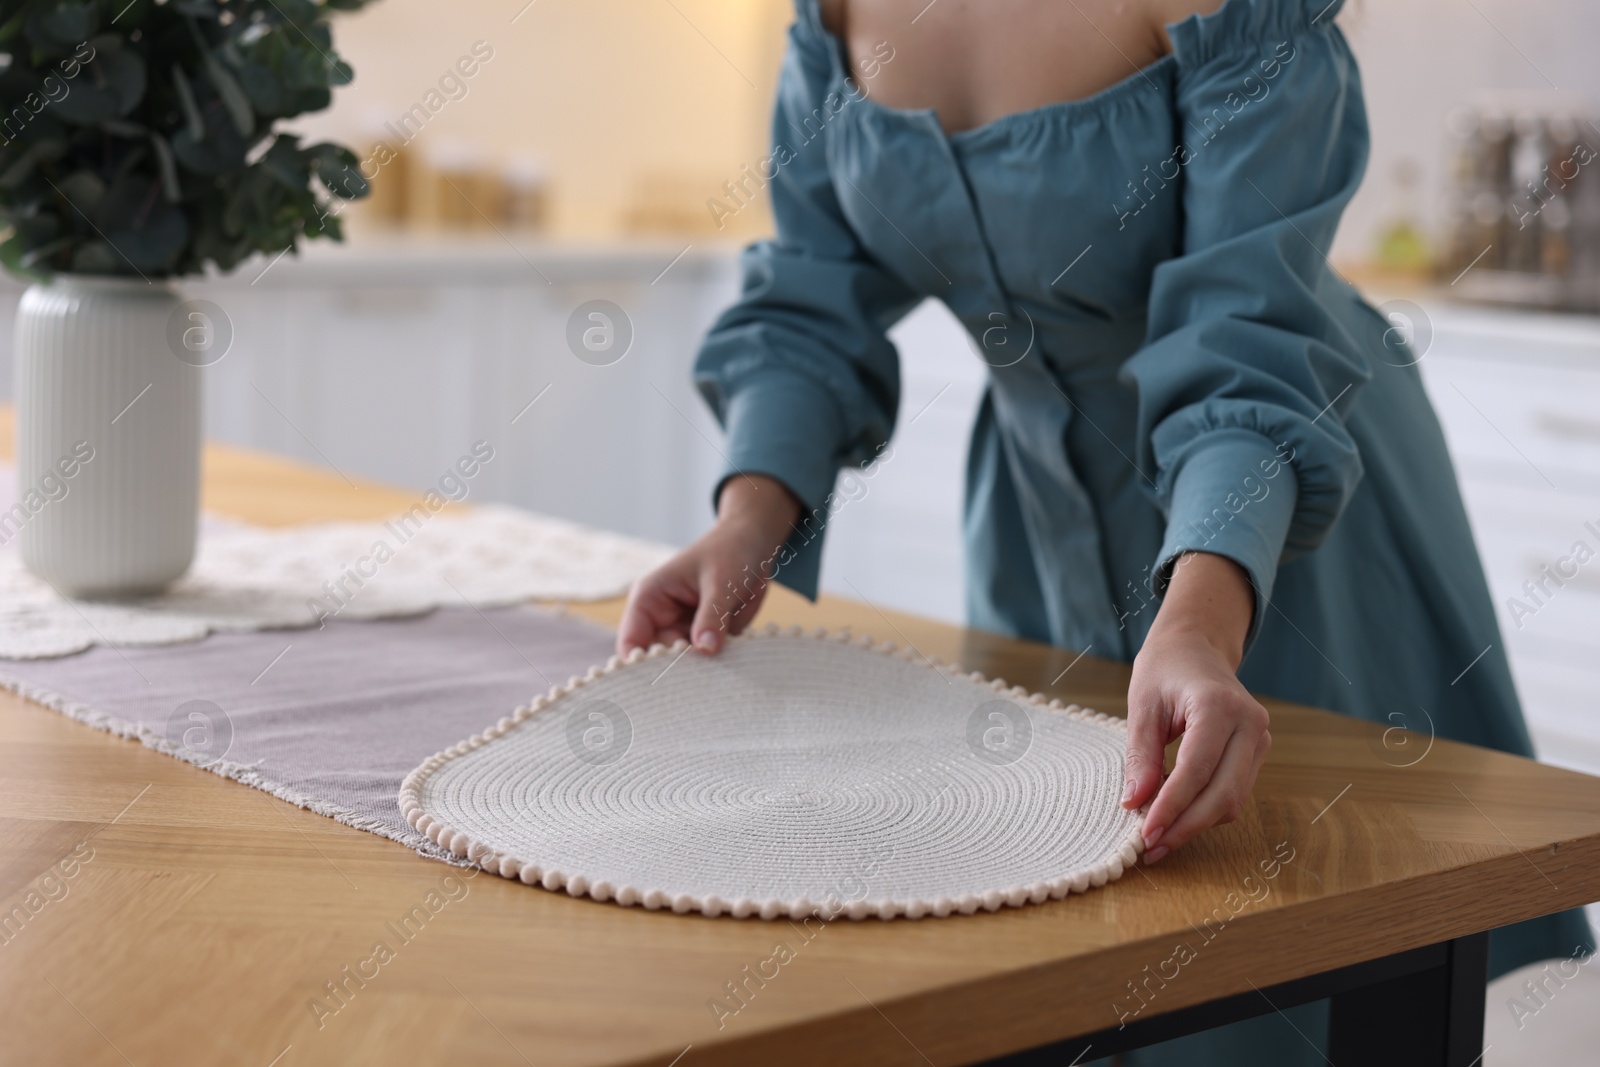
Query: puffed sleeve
1120 0 1372 650
693 9 921 599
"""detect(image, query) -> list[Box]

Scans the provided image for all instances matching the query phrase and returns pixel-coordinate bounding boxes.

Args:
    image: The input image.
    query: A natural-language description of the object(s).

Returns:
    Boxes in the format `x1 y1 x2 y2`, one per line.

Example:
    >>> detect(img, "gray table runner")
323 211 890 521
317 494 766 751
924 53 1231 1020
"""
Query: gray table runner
0 605 618 861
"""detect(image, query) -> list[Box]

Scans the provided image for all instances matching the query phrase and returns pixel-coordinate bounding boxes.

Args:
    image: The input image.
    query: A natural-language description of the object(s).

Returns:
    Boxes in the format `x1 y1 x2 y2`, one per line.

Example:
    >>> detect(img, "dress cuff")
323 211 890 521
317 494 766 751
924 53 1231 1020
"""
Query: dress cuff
1149 430 1299 653
712 368 846 600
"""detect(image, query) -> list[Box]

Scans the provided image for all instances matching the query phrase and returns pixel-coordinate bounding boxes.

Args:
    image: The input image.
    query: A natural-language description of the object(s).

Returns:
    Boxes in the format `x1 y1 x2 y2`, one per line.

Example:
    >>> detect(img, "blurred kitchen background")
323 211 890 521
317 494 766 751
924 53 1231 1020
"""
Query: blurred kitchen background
4 1 1600 779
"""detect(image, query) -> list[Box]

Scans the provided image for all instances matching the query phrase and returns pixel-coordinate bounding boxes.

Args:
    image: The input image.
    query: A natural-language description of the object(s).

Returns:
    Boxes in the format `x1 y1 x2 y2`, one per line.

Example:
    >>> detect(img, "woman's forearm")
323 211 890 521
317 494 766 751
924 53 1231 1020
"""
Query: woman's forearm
1148 551 1255 668
716 473 802 555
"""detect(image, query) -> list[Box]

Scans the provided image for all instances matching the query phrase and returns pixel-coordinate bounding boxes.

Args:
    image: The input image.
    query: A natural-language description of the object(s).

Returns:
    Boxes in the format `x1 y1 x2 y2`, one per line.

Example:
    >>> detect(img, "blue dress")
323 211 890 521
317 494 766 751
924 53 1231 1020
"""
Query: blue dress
693 0 1593 1060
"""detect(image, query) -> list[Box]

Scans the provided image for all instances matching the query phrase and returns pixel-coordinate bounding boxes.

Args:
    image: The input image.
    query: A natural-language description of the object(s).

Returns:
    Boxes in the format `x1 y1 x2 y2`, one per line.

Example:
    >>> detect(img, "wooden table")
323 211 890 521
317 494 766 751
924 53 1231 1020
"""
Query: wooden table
3 431 1599 1067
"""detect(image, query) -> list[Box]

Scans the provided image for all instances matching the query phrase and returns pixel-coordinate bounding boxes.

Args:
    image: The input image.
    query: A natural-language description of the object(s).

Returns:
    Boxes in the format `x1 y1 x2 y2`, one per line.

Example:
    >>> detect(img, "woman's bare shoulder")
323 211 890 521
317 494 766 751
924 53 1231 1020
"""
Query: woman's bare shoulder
1145 0 1229 50
1147 0 1230 28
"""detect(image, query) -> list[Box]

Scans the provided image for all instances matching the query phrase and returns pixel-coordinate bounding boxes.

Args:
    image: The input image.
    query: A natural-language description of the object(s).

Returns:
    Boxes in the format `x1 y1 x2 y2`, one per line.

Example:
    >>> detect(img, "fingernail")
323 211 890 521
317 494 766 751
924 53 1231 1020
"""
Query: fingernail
1145 845 1168 864
1143 826 1164 850
1122 779 1136 803
695 630 719 652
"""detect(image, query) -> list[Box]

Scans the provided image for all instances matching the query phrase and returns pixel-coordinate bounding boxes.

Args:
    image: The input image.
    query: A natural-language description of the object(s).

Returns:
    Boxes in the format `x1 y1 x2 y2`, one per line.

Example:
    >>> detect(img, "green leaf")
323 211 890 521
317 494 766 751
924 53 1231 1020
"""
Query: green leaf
99 118 145 137
11 211 61 246
69 239 119 273
234 59 289 114
191 221 254 273
0 139 62 189
171 104 248 174
96 174 188 272
111 205 187 271
149 132 181 202
260 134 306 191
19 234 70 268
55 168 103 213
101 46 146 114
275 42 327 89
0 229 53 281
202 53 252 137
51 43 145 124
48 83 120 125
0 9 29 47
105 0 155 26
92 171 148 231
24 2 99 59
309 143 366 199
290 85 330 114
171 64 204 140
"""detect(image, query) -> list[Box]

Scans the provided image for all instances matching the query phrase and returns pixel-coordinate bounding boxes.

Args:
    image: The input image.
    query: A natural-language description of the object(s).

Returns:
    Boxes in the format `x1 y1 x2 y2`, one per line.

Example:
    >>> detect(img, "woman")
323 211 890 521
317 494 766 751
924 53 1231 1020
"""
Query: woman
619 0 1592 1060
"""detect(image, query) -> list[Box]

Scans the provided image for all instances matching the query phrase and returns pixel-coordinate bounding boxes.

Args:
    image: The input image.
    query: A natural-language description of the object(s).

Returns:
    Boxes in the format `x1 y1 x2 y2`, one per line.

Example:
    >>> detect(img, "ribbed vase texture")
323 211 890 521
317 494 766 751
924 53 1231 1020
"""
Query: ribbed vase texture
14 276 199 596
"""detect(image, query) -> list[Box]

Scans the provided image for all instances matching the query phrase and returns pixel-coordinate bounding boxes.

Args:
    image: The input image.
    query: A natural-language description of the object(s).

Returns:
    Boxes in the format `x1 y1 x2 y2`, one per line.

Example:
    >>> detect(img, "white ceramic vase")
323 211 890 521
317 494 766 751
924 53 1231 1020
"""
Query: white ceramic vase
13 276 200 597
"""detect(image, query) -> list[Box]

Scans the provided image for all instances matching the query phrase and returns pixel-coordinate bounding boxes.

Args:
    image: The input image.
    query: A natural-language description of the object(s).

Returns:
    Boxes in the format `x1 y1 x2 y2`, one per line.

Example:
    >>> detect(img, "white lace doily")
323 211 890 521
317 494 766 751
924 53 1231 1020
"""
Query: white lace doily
0 505 673 659
402 626 1144 920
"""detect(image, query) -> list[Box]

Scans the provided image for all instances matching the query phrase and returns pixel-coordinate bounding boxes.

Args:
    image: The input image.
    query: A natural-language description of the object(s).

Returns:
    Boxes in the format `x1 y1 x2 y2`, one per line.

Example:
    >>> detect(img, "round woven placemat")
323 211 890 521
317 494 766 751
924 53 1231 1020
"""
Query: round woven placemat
401 626 1144 919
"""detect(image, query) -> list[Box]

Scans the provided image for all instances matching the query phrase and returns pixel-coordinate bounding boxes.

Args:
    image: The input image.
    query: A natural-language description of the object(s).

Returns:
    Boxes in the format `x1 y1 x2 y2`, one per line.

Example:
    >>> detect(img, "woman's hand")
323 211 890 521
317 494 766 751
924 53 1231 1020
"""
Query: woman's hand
617 474 802 656
1122 551 1272 863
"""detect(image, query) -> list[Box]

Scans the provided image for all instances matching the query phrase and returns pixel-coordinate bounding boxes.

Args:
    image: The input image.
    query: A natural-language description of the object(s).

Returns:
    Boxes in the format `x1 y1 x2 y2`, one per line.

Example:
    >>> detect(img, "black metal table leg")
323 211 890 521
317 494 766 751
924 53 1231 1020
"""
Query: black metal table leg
1327 932 1489 1066
977 933 1490 1066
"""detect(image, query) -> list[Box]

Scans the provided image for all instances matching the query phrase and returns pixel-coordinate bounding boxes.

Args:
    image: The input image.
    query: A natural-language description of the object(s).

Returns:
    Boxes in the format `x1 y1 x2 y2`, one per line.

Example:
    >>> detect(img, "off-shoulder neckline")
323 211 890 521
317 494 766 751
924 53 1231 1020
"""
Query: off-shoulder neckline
803 0 1332 143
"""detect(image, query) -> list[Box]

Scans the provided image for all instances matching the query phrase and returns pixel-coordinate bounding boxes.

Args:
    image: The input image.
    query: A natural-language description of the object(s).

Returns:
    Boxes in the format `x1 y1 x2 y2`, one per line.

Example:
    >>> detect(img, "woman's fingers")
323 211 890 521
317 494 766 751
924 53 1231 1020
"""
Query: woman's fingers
615 583 663 654
1122 688 1171 813
689 561 769 653
690 570 731 653
615 566 697 655
1144 725 1259 862
1140 697 1232 854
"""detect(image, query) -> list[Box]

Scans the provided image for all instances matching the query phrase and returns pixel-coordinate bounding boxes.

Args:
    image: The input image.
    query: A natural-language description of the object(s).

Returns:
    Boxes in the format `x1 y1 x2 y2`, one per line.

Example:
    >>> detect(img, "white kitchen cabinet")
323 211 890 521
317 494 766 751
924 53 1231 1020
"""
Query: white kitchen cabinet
202 238 746 553
1414 304 1600 776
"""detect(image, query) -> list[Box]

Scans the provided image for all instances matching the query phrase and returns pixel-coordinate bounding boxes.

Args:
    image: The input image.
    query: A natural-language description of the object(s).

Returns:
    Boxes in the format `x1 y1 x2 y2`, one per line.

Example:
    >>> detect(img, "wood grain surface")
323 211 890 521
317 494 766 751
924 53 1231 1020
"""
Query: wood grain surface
2 417 1598 1067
